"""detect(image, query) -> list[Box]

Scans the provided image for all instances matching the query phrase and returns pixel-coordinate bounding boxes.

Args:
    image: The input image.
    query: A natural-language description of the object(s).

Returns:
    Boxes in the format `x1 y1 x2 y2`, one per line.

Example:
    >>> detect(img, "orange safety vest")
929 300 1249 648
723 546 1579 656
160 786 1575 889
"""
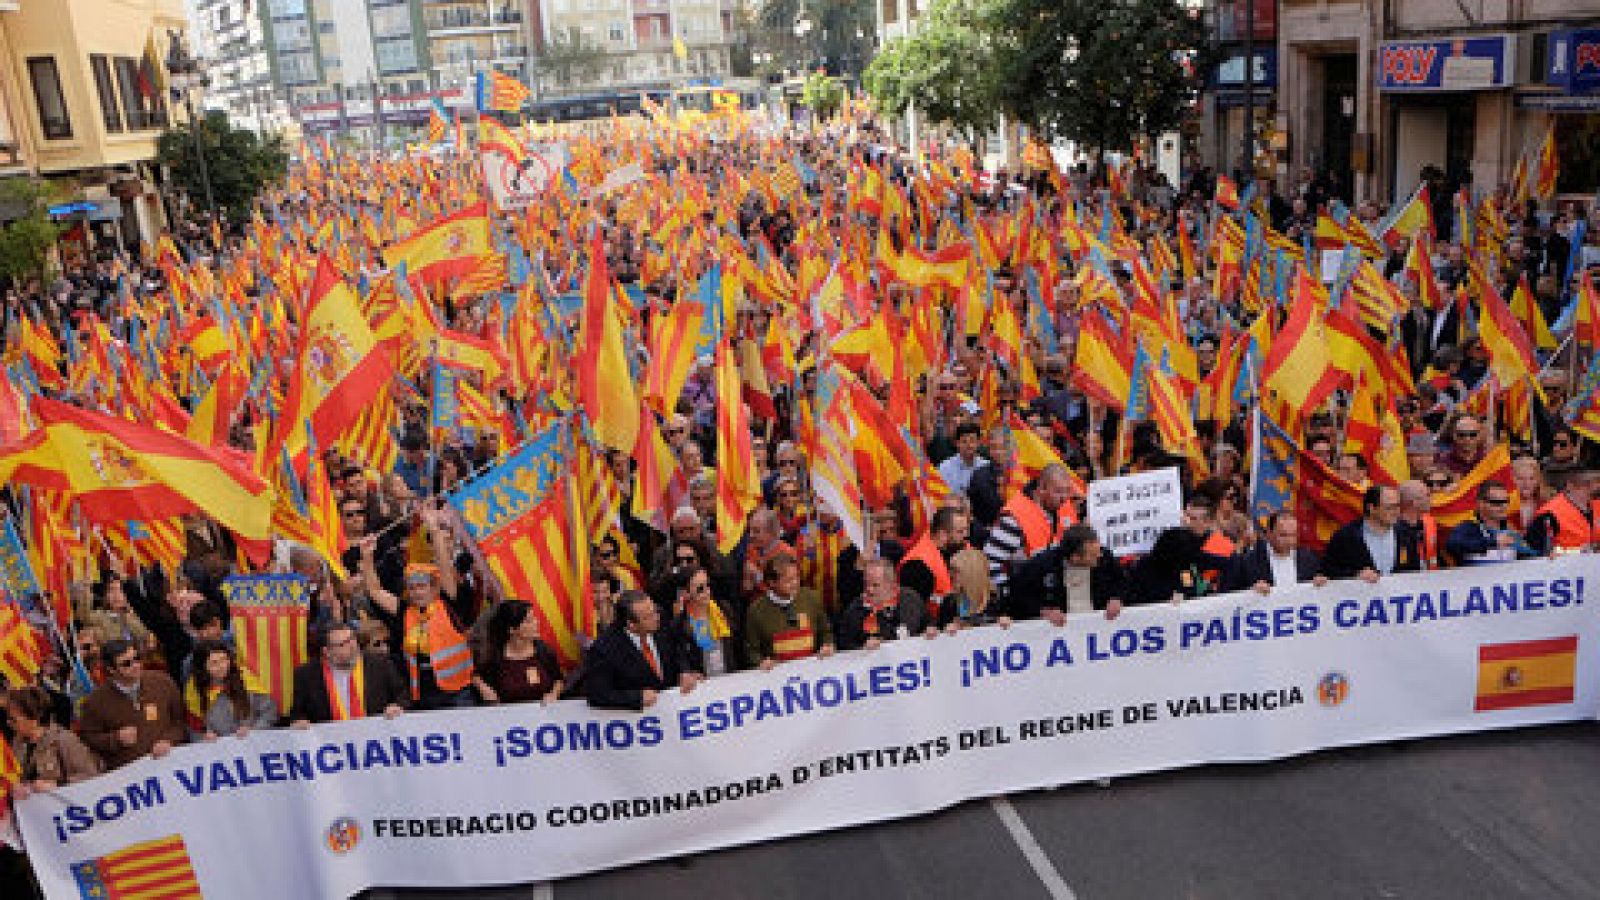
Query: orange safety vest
899 532 955 621
1536 494 1595 552
1002 494 1066 557
1418 514 1439 569
403 604 474 698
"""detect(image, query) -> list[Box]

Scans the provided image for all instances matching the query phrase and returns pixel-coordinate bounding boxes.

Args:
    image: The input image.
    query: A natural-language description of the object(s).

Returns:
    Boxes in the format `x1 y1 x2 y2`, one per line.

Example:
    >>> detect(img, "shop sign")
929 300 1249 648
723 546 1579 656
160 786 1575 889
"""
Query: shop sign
1546 29 1600 95
1377 35 1513 91
1211 48 1278 89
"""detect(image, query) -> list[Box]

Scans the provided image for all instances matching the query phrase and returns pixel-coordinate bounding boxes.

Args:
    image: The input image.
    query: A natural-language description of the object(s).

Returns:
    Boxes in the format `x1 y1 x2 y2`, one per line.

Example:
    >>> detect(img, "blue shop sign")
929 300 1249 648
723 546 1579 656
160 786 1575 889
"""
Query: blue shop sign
1210 48 1278 89
1547 29 1600 95
1377 35 1513 91
48 201 97 217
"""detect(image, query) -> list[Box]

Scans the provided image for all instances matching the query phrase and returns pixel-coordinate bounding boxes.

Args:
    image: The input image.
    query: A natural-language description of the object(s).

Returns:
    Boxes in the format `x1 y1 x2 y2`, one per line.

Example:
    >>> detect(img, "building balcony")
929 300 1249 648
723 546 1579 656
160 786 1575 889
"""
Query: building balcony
426 9 523 35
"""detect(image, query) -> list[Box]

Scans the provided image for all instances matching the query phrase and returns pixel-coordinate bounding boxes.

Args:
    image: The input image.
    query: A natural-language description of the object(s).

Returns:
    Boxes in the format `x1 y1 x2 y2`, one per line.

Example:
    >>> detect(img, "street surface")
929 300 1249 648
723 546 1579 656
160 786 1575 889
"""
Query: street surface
364 721 1600 899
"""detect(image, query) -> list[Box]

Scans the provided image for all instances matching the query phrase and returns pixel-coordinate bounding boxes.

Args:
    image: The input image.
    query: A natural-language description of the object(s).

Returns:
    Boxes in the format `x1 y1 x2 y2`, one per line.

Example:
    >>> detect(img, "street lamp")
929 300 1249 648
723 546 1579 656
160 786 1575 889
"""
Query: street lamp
165 30 216 215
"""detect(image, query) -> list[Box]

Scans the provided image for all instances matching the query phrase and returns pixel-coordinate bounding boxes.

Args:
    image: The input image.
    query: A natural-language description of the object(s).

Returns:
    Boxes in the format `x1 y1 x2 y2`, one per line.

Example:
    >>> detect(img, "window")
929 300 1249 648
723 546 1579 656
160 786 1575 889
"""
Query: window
277 50 318 85
370 5 410 38
27 57 71 139
90 55 123 133
375 38 418 74
609 23 625 43
114 56 165 129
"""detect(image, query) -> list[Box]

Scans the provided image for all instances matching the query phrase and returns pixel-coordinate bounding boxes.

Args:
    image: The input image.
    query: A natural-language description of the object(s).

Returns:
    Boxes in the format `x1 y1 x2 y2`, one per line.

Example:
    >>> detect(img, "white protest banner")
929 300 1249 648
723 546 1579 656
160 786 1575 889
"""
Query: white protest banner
18 559 1600 898
591 161 645 198
481 143 570 210
1086 466 1183 557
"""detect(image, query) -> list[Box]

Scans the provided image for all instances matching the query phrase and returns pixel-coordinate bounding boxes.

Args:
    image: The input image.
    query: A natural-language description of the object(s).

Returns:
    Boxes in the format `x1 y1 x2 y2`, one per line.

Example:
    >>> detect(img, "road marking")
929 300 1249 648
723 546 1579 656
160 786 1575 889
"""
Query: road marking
531 881 554 900
989 796 1077 900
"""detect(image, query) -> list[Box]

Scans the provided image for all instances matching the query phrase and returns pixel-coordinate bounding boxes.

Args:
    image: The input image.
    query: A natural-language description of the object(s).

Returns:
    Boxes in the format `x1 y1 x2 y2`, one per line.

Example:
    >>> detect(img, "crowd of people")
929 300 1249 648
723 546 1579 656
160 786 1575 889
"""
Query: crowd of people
0 105 1598 893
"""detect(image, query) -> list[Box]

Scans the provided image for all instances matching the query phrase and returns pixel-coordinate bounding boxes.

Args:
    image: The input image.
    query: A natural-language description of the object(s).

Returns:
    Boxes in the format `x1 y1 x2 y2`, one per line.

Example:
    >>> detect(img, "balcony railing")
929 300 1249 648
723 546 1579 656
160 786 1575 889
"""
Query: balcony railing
427 8 522 30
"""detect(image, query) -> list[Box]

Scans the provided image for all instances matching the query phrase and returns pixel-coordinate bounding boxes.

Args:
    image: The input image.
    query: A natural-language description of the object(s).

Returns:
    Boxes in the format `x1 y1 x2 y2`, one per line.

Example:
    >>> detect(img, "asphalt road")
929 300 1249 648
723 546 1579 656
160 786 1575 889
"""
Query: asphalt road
364 721 1600 900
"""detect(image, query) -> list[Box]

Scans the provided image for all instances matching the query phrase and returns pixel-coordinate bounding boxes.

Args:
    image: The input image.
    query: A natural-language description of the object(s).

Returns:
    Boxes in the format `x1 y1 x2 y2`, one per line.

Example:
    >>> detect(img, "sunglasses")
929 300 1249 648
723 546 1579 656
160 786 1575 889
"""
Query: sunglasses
1425 479 1450 488
1554 439 1572 447
114 656 140 670
369 639 389 649
675 554 697 564
778 490 799 498
342 509 365 518
1484 497 1510 505
1455 431 1480 439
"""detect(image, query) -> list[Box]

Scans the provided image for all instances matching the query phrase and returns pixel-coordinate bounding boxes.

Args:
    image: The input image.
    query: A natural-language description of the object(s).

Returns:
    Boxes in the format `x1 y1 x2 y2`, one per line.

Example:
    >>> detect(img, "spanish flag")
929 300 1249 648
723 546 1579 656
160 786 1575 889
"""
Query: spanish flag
1381 182 1434 248
1261 270 1341 427
0 398 272 540
1429 443 1518 530
382 202 493 285
575 230 640 453
273 255 393 462
1475 636 1577 712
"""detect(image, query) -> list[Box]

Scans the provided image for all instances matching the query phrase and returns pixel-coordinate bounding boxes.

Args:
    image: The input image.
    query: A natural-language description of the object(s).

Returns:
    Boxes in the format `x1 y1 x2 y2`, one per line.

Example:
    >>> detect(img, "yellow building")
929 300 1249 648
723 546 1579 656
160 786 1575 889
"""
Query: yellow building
0 0 190 249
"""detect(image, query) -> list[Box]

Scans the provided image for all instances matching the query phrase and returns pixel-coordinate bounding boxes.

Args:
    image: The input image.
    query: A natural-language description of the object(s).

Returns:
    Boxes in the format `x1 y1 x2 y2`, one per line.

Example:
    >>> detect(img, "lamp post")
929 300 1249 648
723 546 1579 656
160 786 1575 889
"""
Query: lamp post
165 30 216 216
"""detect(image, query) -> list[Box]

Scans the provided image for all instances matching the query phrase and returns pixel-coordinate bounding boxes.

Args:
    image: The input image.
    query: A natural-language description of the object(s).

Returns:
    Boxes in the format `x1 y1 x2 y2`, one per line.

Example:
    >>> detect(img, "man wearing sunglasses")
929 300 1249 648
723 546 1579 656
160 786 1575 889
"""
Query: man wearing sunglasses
1445 483 1532 565
1435 415 1488 476
77 638 187 770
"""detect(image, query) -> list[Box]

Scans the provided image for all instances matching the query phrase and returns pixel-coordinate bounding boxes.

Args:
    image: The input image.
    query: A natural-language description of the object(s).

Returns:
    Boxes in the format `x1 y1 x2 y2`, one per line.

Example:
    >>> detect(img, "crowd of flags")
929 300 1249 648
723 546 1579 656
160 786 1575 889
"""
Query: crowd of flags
0 89 1588 816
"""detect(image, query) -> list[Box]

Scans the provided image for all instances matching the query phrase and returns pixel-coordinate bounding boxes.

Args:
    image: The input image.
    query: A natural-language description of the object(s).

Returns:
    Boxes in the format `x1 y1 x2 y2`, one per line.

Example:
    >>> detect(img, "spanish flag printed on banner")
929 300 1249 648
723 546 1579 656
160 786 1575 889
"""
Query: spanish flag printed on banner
1474 636 1577 712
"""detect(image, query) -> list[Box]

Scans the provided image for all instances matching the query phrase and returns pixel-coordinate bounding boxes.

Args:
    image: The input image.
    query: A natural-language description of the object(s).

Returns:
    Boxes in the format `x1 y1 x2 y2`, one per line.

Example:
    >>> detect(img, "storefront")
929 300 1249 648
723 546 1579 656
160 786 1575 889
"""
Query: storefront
1378 34 1515 208
1530 28 1600 197
1207 47 1278 179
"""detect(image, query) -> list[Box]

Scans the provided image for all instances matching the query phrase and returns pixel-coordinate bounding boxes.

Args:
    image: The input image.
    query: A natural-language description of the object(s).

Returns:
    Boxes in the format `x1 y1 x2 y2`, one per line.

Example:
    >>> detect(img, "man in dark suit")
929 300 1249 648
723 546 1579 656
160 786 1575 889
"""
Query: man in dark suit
289 622 409 726
1319 486 1423 582
1226 512 1325 594
585 591 703 712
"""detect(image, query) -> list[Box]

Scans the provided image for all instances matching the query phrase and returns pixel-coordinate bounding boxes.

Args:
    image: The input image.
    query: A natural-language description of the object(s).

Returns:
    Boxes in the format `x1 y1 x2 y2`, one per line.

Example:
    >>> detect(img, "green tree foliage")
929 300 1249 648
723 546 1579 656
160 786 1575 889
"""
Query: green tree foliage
0 179 61 285
862 0 1000 138
800 72 845 120
989 0 1211 153
866 0 1211 154
158 111 287 220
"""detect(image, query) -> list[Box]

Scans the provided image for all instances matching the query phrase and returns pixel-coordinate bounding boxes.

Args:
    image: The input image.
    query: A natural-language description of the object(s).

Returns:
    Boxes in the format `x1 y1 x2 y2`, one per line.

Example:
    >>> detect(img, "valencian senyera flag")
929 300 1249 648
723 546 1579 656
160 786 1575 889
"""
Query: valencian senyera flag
71 833 202 899
447 419 590 667
222 574 309 715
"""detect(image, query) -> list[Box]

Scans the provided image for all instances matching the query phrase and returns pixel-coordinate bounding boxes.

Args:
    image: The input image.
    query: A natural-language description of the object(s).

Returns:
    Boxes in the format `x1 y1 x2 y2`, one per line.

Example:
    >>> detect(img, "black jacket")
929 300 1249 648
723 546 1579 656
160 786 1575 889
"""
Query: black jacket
1318 520 1422 580
288 653 410 723
836 588 930 650
1224 543 1320 592
1008 543 1126 617
665 602 745 676
967 463 1006 528
583 626 695 711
